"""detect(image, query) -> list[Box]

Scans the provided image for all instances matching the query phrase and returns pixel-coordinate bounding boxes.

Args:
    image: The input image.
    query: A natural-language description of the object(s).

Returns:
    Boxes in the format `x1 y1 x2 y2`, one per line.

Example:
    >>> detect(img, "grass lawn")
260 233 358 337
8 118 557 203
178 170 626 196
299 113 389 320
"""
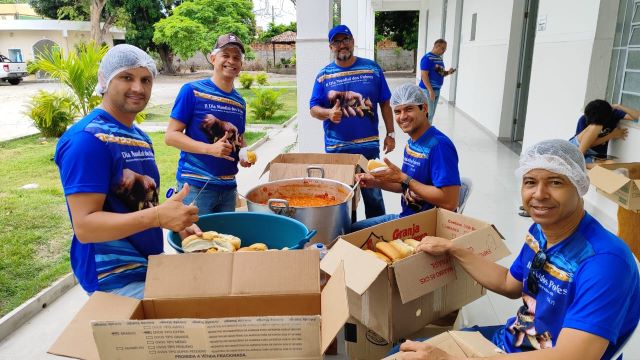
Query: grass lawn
0 130 264 317
145 87 297 125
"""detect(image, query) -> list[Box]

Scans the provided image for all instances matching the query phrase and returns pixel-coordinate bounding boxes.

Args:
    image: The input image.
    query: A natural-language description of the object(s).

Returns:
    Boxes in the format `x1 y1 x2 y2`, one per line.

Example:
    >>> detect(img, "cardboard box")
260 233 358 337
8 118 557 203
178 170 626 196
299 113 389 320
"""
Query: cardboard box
589 163 640 211
321 208 509 342
261 153 368 187
381 331 504 359
344 314 460 360
48 251 349 360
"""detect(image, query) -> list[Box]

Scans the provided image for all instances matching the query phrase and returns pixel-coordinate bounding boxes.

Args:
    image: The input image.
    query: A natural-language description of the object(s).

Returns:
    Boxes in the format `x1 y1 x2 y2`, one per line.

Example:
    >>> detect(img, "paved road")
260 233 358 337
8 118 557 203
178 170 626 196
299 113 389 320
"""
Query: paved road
0 72 298 141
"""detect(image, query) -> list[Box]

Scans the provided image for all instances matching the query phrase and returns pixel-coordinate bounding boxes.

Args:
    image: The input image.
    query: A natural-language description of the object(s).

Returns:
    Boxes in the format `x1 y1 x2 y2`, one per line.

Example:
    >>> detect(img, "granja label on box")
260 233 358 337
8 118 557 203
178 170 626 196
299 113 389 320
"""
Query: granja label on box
392 223 428 240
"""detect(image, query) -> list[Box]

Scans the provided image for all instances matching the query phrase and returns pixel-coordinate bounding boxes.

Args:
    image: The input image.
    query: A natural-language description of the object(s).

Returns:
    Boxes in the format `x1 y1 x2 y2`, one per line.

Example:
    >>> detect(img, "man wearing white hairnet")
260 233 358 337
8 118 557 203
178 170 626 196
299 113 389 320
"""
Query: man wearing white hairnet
165 33 251 215
399 139 640 359
55 44 199 299
351 83 460 232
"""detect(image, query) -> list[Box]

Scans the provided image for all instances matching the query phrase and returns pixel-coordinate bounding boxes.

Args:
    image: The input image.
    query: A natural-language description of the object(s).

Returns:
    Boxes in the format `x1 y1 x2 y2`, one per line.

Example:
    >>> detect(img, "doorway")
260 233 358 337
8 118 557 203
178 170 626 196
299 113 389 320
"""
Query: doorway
511 0 539 144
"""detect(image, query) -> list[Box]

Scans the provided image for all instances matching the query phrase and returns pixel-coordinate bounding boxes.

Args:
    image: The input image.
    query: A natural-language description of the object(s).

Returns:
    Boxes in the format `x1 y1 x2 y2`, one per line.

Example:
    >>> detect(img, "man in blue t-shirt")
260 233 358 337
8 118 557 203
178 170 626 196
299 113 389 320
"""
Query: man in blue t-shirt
402 139 640 360
572 99 637 162
418 39 456 123
165 33 252 215
55 45 199 299
350 83 460 232
310 24 396 220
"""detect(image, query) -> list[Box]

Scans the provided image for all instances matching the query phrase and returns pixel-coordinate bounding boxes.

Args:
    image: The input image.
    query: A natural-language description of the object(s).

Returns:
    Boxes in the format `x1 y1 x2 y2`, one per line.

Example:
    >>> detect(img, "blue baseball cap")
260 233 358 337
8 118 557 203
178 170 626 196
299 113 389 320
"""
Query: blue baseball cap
328 24 352 42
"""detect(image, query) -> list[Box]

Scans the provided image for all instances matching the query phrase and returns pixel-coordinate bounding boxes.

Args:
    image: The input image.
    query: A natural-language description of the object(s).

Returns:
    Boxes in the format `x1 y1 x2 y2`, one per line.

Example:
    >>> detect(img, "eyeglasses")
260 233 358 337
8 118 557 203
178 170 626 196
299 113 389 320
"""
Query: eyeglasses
526 250 547 295
331 37 353 47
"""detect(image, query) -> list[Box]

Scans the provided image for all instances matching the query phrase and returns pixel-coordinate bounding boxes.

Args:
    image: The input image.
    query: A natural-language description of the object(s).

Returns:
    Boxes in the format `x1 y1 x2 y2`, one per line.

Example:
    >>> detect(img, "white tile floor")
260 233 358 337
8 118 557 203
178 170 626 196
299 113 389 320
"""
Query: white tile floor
0 76 637 359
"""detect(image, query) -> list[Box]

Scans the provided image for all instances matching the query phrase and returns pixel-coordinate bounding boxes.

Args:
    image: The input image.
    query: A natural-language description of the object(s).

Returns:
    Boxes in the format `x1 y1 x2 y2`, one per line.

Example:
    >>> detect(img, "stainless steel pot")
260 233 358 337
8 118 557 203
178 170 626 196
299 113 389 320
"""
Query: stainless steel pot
244 166 353 245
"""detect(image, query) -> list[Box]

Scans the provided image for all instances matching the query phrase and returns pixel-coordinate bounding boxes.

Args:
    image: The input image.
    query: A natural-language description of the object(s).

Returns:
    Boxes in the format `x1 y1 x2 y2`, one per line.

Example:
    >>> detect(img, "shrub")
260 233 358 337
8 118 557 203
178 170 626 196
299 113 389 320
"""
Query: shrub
250 89 284 120
239 72 254 89
255 72 268 86
25 90 76 138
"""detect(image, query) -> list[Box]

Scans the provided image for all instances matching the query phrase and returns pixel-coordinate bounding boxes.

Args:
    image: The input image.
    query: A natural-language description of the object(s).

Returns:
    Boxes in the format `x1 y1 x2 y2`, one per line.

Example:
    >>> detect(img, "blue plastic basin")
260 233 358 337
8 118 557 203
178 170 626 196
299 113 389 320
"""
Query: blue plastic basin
167 212 317 253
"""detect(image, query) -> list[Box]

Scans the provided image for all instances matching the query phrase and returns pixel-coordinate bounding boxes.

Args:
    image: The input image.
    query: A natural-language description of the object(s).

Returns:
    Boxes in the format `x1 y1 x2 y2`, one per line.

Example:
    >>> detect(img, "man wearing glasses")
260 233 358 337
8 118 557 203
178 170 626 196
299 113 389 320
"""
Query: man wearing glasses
350 83 460 232
402 139 639 359
310 24 396 220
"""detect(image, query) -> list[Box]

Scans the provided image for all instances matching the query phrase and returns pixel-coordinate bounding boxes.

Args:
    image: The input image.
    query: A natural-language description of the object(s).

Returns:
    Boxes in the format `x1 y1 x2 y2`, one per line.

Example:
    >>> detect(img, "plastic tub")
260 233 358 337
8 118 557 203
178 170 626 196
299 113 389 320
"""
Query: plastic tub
167 212 317 253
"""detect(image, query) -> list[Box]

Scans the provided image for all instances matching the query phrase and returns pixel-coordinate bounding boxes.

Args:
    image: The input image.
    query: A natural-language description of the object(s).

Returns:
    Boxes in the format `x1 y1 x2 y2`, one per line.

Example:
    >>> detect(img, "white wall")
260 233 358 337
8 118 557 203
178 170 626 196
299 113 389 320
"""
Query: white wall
521 0 613 150
453 0 515 135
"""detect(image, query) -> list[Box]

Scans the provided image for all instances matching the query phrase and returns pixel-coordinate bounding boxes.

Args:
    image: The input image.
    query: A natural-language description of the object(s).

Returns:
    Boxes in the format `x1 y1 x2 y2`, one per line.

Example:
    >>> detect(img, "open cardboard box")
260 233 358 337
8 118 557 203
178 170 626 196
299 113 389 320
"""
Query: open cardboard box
381 331 504 359
261 153 368 187
48 251 349 360
589 162 640 211
321 208 509 342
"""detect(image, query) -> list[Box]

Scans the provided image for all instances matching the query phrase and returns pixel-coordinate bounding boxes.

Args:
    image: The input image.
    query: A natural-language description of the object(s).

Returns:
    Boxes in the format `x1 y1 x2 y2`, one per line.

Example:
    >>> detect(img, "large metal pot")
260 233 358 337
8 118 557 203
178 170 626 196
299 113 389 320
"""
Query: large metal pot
245 167 353 245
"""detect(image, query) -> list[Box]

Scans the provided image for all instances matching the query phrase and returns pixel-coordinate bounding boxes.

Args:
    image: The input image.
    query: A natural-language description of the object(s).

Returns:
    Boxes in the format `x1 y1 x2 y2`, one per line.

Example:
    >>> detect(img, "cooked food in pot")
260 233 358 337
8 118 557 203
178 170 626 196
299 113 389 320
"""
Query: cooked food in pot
262 193 340 207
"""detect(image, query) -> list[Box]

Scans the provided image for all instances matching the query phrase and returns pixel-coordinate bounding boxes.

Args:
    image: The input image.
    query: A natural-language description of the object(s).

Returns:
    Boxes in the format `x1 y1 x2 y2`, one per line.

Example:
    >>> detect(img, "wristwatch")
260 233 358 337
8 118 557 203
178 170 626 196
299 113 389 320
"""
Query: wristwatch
401 175 413 192
386 132 395 139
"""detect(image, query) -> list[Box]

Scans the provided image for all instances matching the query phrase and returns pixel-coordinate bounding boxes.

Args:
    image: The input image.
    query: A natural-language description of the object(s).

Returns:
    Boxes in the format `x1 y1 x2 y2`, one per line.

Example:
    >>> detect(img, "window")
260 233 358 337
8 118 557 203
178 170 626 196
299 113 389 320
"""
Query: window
470 13 477 41
606 0 640 104
442 0 448 38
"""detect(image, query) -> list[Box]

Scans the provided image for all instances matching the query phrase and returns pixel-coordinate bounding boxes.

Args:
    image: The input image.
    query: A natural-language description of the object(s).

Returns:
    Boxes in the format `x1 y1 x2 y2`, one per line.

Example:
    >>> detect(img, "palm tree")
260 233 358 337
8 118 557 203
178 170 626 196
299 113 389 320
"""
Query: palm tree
29 42 108 117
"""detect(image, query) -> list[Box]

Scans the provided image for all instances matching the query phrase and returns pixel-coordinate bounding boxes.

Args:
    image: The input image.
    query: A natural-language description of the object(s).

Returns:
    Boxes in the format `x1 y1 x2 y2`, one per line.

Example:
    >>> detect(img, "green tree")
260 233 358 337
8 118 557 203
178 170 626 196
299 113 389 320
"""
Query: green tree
375 11 419 51
29 0 88 20
29 42 107 117
153 0 255 66
258 21 296 43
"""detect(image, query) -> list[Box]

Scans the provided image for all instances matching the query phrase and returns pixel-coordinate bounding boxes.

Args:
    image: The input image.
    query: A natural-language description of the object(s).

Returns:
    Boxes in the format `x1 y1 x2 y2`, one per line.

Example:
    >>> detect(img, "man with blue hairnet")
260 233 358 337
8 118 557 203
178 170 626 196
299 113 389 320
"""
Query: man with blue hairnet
400 139 640 359
55 44 199 299
310 24 396 221
351 83 460 232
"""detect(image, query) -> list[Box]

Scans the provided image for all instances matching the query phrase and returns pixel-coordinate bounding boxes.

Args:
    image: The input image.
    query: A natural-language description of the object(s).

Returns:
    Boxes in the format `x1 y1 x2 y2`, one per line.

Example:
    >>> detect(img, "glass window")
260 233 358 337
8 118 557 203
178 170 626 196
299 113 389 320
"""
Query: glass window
615 0 627 47
607 49 621 100
630 26 640 45
621 92 640 108
613 50 627 102
623 70 640 91
622 0 634 46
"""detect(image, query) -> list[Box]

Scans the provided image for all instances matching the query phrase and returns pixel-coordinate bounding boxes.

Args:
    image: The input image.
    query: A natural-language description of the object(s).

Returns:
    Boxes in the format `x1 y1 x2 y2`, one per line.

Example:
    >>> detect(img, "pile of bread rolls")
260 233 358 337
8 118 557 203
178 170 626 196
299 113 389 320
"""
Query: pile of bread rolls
364 238 422 264
182 231 269 253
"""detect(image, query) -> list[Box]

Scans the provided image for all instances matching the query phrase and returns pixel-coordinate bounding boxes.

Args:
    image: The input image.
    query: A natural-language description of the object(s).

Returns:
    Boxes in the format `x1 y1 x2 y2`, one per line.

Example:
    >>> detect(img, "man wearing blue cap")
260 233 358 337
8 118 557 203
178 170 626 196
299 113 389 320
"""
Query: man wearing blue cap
310 24 396 220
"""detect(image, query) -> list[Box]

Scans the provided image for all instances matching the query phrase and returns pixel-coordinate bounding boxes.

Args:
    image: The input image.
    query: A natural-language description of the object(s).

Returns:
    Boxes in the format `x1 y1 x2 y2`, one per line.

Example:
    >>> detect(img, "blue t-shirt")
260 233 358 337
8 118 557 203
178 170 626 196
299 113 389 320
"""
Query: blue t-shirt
399 126 460 217
170 79 246 189
309 57 392 158
575 109 626 156
494 212 640 358
55 108 162 293
419 52 445 90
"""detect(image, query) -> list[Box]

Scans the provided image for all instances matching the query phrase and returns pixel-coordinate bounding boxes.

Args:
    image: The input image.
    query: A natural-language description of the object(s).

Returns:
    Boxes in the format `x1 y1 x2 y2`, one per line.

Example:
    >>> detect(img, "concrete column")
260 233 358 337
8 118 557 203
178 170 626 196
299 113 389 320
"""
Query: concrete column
296 0 332 152
341 0 375 60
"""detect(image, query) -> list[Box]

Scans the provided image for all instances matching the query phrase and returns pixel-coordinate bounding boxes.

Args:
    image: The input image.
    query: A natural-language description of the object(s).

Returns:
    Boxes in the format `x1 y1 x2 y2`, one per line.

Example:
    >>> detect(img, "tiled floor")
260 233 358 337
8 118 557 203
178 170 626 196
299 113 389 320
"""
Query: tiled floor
0 76 637 359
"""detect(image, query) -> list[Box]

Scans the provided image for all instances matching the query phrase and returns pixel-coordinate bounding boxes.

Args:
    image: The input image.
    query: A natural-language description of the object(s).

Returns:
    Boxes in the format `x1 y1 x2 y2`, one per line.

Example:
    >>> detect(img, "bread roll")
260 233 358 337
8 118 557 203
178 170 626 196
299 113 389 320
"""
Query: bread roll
403 239 421 251
237 247 255 252
224 235 241 250
391 240 414 258
249 243 268 251
364 249 391 264
183 239 213 253
376 241 403 261
367 159 388 173
211 239 234 252
206 247 218 254
247 150 257 164
202 231 219 241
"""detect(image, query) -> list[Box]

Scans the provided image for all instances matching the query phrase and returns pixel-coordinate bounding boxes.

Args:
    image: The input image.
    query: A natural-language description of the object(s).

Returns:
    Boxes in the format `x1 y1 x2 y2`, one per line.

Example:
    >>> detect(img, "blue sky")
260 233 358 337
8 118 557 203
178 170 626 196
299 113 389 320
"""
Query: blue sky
252 0 296 29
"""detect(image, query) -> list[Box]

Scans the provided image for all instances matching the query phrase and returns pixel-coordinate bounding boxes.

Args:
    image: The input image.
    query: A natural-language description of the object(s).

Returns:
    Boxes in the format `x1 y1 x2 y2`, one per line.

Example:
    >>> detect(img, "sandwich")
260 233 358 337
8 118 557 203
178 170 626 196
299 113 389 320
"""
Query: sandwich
375 240 413 262
182 235 214 253
403 239 421 252
367 159 388 173
364 249 392 264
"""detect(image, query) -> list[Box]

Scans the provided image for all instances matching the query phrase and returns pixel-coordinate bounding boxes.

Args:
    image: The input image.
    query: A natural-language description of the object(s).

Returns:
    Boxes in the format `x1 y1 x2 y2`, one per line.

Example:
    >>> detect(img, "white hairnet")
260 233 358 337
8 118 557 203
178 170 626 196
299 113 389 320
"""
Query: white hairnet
515 139 589 196
391 83 428 107
96 44 157 95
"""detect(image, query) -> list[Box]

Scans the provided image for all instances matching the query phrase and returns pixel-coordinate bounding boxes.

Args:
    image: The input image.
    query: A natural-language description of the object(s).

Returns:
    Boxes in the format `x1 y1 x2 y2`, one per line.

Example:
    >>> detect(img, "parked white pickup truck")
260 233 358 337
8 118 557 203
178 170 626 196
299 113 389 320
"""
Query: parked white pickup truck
0 54 27 85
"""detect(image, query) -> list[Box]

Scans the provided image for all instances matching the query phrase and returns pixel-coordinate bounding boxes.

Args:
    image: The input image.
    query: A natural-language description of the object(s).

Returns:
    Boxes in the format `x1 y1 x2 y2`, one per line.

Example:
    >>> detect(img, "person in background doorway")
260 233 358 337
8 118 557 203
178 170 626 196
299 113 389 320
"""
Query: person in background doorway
570 99 638 168
418 39 456 123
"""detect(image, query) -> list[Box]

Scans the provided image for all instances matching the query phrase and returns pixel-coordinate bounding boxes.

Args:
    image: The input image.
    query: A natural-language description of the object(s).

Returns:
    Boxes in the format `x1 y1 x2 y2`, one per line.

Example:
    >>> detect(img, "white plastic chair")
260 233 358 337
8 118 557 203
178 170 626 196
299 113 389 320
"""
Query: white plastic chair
457 177 473 213
610 255 640 359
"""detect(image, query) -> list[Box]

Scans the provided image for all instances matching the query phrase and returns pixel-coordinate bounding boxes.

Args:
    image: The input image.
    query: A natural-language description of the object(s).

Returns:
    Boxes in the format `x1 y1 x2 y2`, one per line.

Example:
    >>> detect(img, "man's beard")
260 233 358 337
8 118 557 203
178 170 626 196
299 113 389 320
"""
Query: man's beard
335 49 353 62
